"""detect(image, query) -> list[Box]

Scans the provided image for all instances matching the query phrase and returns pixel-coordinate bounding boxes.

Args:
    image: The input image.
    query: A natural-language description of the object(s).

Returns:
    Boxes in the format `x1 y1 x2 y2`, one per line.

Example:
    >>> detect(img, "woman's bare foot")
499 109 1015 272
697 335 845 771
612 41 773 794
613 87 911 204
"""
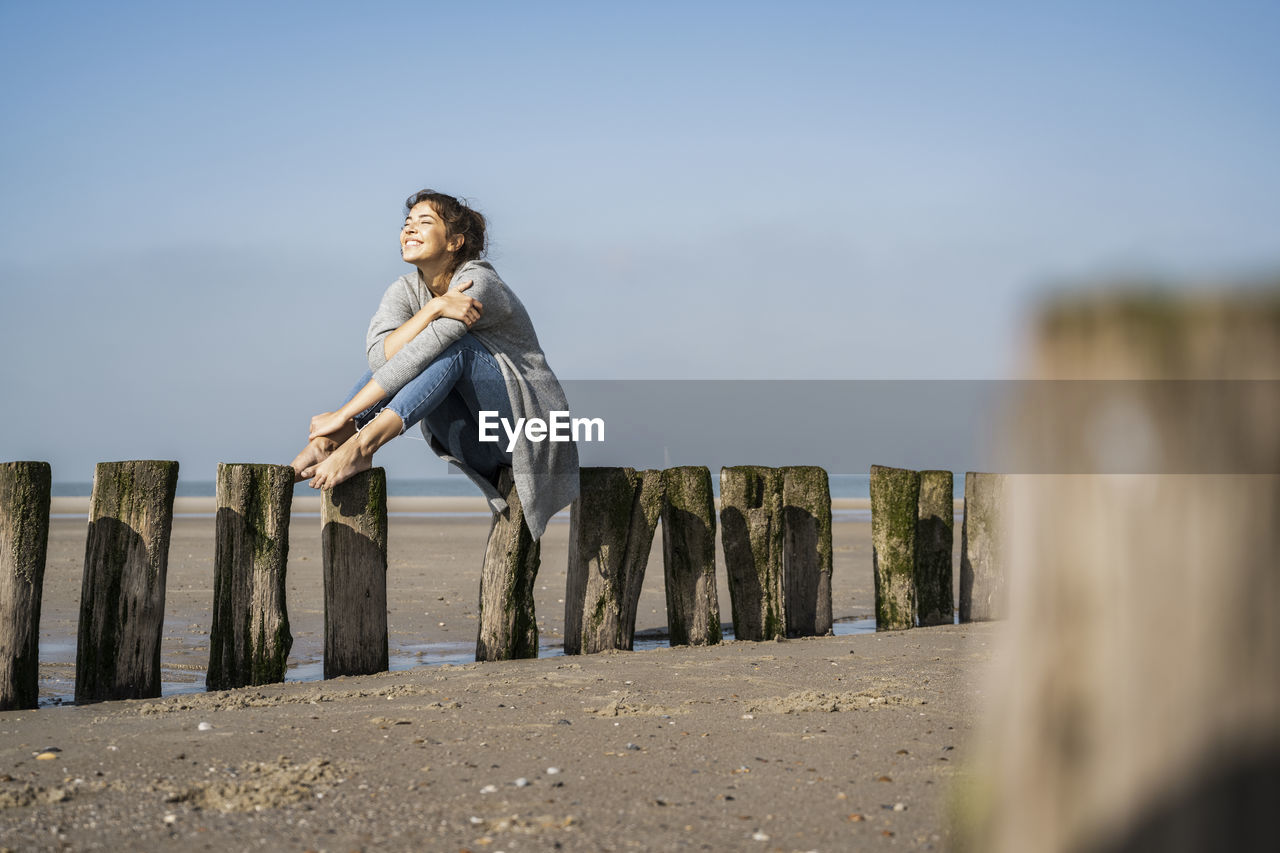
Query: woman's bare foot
307 409 404 490
308 434 375 490
289 420 358 482
289 436 339 482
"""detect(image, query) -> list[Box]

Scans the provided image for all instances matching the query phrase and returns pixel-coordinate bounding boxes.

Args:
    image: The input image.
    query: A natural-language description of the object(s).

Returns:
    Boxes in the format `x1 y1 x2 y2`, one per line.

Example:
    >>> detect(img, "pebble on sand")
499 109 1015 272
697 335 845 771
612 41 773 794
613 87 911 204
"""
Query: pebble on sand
197 722 213 731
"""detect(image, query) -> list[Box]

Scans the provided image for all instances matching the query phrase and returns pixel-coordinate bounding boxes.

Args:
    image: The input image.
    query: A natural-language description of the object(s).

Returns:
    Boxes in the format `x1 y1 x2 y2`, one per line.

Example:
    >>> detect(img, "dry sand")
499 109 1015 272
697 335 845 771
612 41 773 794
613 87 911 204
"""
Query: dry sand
2 499 998 851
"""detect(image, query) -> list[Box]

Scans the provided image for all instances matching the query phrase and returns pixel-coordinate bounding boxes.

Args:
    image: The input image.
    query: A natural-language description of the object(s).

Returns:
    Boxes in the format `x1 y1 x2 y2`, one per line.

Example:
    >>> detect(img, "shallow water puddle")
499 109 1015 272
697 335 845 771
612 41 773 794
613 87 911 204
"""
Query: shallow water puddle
36 617 878 707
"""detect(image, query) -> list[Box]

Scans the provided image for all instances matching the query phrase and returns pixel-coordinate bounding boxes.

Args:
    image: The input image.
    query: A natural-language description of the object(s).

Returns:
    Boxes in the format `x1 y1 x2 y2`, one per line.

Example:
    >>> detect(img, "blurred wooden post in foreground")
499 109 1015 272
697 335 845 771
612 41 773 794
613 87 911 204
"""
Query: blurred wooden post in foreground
477 467 540 661
915 469 954 627
959 472 1006 622
0 461 51 711
75 460 178 704
971 289 1280 853
660 466 721 646
565 467 663 655
869 464 919 631
321 467 388 678
781 466 834 637
208 463 293 690
720 466 784 641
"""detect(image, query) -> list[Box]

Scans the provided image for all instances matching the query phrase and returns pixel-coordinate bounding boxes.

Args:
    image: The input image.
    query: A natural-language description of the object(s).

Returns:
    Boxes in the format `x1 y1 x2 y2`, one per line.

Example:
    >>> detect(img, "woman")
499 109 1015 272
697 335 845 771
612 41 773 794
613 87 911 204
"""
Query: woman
290 190 578 540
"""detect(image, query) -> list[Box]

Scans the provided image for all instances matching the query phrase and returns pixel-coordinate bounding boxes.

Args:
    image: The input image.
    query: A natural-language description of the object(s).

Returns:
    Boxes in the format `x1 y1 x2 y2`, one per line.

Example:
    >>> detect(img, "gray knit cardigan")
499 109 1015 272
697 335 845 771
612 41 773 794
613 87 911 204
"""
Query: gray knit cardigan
365 259 579 539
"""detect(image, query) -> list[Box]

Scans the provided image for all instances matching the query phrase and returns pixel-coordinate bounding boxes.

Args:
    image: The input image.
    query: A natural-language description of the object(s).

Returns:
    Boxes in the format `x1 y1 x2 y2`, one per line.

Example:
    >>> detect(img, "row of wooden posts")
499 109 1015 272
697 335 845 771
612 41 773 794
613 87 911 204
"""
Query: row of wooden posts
0 460 1006 711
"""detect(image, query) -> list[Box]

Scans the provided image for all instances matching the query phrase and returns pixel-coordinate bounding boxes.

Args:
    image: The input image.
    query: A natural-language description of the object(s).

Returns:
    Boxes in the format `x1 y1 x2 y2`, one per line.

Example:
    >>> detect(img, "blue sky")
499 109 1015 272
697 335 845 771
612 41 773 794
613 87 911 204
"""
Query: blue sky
2 1 1278 480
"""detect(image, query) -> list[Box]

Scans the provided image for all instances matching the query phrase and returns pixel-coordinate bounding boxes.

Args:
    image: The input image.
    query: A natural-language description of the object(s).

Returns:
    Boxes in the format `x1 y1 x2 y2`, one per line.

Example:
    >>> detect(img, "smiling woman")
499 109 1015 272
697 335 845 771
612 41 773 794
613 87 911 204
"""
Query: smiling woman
288 189 579 540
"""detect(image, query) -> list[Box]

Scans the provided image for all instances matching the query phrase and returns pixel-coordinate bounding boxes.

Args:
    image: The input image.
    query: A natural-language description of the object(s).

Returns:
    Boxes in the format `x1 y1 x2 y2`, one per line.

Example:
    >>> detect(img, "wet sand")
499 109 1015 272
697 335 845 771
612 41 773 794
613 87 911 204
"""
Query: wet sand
2 498 995 851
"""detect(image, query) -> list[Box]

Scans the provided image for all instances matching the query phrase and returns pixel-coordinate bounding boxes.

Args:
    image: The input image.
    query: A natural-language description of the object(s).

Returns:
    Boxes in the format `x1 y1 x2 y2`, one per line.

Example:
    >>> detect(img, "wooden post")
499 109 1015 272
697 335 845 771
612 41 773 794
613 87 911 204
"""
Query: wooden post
660 466 721 646
781 465 833 637
0 461 51 711
970 290 1280 852
565 467 663 654
720 466 784 641
208 463 294 690
75 460 178 704
869 464 919 631
915 469 954 627
476 466 540 661
321 467 388 678
959 472 1006 622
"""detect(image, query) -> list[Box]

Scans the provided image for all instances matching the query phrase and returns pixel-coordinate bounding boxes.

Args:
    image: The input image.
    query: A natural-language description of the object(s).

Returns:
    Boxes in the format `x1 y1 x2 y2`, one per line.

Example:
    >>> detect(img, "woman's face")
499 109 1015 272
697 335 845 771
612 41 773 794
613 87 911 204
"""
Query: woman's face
400 201 460 265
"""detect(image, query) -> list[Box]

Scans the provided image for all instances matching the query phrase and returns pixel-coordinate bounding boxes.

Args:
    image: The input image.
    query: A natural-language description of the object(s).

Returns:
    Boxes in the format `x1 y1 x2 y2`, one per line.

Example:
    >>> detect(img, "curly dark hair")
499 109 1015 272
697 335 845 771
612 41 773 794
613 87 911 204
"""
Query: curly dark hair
404 189 487 277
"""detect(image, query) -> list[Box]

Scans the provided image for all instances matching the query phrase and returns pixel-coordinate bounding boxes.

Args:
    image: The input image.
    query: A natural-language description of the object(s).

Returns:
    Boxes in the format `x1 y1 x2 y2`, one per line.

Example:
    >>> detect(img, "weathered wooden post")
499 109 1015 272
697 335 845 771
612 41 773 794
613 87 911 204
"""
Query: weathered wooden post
565 467 663 654
660 466 721 646
321 467 388 678
969 289 1280 852
75 460 179 704
915 469 954 627
720 466 785 641
959 472 1006 622
781 465 833 637
869 464 919 631
208 463 294 690
476 466 540 661
0 461 51 711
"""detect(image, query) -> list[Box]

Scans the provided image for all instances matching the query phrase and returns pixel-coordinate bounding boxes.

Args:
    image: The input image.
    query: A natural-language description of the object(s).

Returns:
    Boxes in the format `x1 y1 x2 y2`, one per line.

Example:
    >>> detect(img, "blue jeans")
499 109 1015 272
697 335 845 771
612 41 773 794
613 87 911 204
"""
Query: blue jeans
345 334 514 486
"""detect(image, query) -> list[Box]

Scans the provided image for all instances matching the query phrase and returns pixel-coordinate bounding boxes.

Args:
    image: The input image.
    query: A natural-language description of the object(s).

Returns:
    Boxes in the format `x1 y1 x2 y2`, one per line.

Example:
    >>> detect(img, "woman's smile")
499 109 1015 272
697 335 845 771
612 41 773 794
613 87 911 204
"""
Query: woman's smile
400 201 458 265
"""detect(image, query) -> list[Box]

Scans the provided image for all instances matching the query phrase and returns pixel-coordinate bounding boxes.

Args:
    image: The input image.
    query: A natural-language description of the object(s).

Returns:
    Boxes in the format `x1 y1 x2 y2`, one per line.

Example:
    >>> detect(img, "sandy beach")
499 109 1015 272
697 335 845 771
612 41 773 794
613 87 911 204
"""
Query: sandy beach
2 498 996 851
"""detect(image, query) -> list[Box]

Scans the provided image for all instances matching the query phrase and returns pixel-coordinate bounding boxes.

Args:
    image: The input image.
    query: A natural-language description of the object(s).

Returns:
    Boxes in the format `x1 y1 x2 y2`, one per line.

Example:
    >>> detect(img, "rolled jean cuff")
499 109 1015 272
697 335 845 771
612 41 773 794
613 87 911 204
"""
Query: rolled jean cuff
351 402 387 431
381 404 413 436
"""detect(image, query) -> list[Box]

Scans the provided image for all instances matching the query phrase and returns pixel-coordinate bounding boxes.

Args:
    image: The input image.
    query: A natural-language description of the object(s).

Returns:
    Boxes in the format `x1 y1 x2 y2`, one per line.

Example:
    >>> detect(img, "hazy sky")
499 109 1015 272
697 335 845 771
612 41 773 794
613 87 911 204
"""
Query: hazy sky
3 1 1278 481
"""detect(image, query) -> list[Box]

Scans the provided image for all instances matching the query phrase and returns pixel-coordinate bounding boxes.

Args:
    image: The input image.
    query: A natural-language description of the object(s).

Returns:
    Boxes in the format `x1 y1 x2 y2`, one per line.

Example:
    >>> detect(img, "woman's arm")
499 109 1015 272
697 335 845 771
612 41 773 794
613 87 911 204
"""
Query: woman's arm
366 278 485 370
366 279 412 374
382 281 483 361
371 262 512 398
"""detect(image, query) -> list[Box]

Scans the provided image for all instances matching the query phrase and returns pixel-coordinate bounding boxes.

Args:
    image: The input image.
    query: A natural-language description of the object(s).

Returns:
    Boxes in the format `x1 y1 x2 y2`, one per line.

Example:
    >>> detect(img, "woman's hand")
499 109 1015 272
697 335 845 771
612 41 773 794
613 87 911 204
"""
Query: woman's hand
430 279 484 328
309 411 354 440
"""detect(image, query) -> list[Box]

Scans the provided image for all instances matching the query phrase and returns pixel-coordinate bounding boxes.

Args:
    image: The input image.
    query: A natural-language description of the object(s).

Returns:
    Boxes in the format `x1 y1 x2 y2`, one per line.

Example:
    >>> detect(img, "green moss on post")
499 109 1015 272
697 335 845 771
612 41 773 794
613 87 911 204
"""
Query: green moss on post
720 466 785 641
76 460 179 704
960 472 1007 622
660 467 721 646
916 470 955 627
781 466 833 637
870 464 919 632
208 463 293 690
477 466 540 661
321 467 389 677
565 468 663 654
0 461 52 711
